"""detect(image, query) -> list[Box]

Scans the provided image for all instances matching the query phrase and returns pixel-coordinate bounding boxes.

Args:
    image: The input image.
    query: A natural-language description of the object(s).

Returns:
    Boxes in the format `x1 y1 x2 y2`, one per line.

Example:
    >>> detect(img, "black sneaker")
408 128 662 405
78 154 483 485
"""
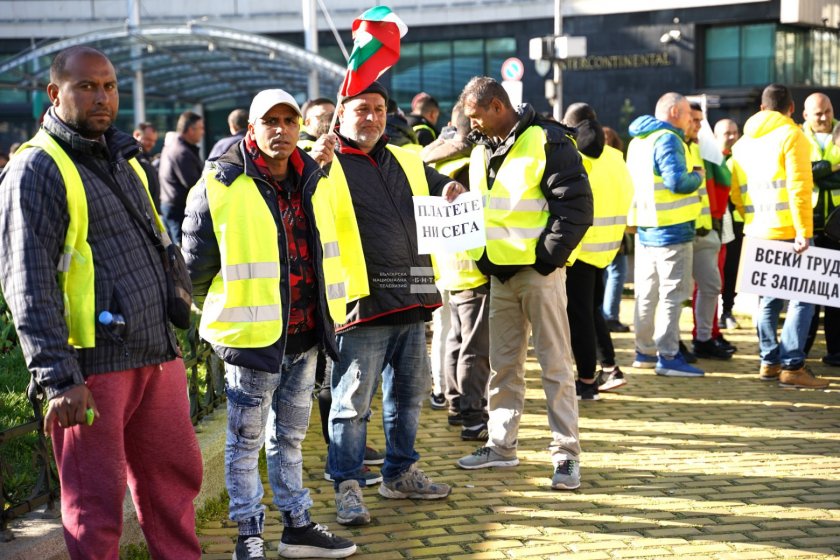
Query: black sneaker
278 522 356 558
692 337 732 360
575 379 600 401
679 341 698 363
605 319 630 333
234 534 265 559
715 334 737 354
429 393 447 410
447 412 464 426
460 423 489 441
596 367 627 392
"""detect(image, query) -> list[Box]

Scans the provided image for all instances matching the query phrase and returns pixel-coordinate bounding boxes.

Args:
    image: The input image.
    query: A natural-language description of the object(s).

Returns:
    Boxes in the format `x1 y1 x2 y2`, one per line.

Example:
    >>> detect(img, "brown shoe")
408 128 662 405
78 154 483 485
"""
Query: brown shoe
759 363 782 381
778 366 830 389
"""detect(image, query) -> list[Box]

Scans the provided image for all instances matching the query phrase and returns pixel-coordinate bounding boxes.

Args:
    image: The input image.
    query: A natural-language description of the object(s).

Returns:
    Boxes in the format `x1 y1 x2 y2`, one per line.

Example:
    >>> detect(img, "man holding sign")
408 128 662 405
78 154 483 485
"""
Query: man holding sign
730 83 830 389
454 76 593 491
326 80 465 526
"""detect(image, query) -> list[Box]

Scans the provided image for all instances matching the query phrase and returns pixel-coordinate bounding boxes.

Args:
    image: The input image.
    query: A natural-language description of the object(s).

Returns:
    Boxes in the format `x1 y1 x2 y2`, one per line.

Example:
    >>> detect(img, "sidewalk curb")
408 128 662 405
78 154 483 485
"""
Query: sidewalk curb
0 407 227 559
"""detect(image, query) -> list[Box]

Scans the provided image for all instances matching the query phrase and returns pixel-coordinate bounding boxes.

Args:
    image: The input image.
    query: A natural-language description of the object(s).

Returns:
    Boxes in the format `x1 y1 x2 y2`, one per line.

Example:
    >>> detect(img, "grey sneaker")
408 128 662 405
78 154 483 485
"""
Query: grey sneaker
551 460 581 490
335 480 370 526
456 446 519 469
378 464 451 499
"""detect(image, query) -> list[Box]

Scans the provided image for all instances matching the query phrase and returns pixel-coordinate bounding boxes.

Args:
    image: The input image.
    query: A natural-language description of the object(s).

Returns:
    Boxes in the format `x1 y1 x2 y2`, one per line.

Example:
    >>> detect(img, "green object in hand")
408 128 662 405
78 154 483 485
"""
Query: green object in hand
85 408 95 426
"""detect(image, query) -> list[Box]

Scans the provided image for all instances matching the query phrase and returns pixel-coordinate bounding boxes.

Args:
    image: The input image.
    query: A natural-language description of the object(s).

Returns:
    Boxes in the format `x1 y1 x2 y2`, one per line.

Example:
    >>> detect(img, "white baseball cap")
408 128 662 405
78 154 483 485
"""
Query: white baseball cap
248 89 302 124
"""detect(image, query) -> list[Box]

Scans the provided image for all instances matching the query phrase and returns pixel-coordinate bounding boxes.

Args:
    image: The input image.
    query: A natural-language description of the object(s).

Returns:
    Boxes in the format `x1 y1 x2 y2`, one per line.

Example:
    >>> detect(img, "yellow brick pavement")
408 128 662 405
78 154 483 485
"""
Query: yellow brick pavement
198 301 840 559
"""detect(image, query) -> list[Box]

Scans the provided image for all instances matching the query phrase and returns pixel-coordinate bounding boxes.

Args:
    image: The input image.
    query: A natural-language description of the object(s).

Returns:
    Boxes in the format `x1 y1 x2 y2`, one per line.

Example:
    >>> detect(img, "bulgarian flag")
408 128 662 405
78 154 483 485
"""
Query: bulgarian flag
338 6 408 98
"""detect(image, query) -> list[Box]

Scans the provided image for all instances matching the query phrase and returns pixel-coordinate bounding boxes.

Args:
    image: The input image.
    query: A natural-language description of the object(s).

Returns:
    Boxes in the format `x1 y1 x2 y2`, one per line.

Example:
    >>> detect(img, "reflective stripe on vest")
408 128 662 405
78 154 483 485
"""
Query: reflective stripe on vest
803 123 840 210
201 172 283 347
432 156 487 291
731 126 795 237
413 123 437 141
17 129 154 349
466 125 549 265
626 129 701 227
688 143 713 230
576 145 633 268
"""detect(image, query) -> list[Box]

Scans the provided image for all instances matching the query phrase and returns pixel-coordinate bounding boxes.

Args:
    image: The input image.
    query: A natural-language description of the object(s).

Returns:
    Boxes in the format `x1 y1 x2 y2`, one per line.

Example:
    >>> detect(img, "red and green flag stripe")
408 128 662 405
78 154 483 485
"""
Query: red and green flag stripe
339 6 408 98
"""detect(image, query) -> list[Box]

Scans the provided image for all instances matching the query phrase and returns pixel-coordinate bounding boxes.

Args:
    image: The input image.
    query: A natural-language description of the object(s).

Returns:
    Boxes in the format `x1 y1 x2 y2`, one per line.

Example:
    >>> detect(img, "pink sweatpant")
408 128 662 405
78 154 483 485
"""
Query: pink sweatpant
50 359 203 560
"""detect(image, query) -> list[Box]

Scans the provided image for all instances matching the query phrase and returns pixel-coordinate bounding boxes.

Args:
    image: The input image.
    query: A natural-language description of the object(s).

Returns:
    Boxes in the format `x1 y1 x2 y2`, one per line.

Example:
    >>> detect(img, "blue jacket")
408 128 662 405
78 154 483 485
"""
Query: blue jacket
629 115 702 246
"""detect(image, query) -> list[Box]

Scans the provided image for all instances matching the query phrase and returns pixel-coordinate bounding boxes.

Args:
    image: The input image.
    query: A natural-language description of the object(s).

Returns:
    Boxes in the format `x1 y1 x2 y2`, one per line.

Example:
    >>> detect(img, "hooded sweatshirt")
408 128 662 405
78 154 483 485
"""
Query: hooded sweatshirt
730 110 813 240
628 115 703 247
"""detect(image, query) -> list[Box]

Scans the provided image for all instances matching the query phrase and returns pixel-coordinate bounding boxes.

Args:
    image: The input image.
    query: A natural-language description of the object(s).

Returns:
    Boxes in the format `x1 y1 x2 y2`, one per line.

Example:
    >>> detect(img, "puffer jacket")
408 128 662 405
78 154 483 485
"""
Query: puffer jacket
331 134 451 330
181 141 339 371
0 109 177 399
628 115 703 247
421 129 472 187
469 103 593 281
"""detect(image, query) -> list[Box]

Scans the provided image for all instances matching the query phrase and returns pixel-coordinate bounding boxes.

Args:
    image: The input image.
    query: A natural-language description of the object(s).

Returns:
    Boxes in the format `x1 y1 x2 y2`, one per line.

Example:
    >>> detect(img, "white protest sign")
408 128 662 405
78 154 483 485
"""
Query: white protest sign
413 190 485 254
736 237 840 306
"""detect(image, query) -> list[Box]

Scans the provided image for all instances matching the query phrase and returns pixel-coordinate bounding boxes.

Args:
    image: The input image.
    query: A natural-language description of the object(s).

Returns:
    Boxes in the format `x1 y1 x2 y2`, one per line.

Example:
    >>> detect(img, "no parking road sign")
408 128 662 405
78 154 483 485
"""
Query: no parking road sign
501 57 524 81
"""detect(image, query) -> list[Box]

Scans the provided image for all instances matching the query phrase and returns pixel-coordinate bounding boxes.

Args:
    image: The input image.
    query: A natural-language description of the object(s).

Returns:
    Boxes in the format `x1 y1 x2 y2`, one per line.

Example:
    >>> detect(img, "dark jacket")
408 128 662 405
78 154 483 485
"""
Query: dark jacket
0 109 177 400
331 134 451 330
386 113 419 147
207 131 246 161
159 135 203 210
628 115 703 247
470 104 593 281
136 150 161 211
420 130 472 187
181 141 339 371
406 114 437 146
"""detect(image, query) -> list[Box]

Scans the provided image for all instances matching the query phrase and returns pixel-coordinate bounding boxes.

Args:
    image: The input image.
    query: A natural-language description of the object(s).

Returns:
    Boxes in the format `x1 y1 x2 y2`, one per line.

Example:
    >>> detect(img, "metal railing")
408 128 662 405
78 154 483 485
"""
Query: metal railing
0 321 224 541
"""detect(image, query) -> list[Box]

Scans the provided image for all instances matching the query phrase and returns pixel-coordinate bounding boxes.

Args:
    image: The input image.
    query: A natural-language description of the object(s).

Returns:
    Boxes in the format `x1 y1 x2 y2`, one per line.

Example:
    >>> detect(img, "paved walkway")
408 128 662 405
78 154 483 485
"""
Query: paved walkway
198 300 840 559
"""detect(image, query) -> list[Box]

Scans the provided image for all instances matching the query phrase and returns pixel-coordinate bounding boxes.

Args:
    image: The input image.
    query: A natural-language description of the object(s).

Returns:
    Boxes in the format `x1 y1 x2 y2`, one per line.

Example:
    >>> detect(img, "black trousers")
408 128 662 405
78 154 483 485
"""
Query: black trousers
565 260 616 380
805 233 840 357
721 218 744 315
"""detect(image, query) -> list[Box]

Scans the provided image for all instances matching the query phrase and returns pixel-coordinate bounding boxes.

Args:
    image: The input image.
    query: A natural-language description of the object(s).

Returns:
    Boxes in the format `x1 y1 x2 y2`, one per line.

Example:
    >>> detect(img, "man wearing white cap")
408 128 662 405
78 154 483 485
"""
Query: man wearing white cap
182 89 356 559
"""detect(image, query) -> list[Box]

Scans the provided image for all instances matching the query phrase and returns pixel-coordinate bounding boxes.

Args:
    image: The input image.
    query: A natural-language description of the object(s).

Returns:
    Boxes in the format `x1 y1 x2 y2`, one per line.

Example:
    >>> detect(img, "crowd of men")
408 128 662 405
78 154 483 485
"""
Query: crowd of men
0 45 836 560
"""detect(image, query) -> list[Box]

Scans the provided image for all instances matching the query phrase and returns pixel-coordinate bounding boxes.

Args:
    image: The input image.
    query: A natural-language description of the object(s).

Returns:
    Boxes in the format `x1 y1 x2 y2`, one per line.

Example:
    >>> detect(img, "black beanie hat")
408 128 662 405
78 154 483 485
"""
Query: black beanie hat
342 80 389 104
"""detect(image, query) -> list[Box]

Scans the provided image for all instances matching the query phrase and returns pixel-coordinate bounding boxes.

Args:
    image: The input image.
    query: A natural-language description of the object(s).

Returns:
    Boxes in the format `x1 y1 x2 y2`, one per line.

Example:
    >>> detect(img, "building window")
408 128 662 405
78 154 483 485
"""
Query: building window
392 37 515 113
704 24 775 88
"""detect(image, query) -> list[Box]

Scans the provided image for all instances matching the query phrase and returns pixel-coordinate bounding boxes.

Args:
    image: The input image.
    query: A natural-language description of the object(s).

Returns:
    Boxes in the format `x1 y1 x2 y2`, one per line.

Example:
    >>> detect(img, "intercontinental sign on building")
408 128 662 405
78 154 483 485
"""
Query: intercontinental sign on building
560 52 673 71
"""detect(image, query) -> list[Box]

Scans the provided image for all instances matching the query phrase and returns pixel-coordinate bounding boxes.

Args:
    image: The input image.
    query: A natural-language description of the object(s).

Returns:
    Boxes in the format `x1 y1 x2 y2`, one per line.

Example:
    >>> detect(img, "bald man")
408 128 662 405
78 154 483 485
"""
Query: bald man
714 118 743 331
802 93 840 366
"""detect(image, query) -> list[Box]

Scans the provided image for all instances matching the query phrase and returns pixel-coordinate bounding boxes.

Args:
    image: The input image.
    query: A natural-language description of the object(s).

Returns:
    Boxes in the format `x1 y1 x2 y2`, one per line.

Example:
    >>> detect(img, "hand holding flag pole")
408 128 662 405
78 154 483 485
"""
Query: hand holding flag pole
328 6 408 134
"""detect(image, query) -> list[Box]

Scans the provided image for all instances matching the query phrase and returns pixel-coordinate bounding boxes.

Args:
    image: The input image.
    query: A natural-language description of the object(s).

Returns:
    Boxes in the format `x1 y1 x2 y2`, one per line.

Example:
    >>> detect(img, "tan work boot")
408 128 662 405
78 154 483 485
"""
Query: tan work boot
778 366 830 389
759 363 782 381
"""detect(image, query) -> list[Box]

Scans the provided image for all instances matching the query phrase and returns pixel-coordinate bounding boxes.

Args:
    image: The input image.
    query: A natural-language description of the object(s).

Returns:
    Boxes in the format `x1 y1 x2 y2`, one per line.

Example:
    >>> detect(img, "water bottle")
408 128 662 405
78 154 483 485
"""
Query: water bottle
98 310 126 339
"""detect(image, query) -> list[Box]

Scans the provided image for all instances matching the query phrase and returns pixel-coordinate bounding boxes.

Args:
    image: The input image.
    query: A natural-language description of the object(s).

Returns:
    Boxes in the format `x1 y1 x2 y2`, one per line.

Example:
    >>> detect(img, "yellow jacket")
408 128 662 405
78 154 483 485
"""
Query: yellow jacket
729 110 813 240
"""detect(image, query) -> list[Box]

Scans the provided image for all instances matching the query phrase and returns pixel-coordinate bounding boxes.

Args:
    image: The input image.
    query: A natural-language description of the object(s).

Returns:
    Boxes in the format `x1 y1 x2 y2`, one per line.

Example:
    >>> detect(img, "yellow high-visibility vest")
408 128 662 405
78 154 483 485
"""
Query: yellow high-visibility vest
297 138 316 152
576 145 634 268
731 126 796 236
431 156 488 291
687 142 713 230
413 123 437 142
467 125 549 265
626 129 701 227
803 122 840 209
199 167 358 348
17 129 157 348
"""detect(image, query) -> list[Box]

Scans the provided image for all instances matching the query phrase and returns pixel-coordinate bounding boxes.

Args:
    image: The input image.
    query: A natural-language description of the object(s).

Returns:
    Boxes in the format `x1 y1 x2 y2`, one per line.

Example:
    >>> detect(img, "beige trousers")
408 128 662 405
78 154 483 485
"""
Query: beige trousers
487 266 581 464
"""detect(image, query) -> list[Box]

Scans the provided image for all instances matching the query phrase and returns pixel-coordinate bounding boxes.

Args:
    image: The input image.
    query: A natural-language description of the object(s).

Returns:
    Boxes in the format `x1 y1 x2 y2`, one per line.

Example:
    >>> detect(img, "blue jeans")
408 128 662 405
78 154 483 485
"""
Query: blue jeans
757 296 814 369
328 323 427 485
602 253 627 321
159 202 183 246
224 347 317 535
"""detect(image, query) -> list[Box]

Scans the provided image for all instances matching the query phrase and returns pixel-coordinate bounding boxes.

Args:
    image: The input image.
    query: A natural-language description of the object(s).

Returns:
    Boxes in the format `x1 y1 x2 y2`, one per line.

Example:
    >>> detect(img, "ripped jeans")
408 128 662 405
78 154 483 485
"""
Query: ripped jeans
224 347 317 535
327 323 428 485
